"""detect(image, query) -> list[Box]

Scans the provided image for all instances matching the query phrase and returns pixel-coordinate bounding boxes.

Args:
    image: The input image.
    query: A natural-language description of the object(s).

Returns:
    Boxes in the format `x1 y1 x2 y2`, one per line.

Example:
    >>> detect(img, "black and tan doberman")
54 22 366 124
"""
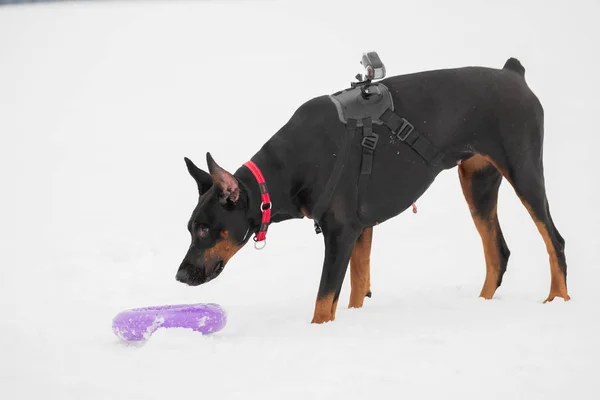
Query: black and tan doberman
176 57 570 324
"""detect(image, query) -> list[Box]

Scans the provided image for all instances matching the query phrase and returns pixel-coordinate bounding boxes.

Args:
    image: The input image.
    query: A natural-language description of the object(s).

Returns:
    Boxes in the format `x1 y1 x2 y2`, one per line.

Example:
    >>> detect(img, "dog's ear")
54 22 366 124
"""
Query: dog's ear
184 157 213 195
206 152 240 203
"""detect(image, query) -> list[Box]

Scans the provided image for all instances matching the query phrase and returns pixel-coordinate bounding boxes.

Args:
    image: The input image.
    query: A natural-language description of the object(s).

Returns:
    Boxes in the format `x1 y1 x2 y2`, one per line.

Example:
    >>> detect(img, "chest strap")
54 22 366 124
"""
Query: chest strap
358 116 377 209
311 118 358 232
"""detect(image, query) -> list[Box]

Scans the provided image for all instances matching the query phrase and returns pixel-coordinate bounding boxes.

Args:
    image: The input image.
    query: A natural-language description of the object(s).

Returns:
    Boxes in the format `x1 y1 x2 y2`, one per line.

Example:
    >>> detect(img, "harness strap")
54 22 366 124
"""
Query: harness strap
312 118 358 225
360 117 377 175
358 117 378 212
379 109 444 166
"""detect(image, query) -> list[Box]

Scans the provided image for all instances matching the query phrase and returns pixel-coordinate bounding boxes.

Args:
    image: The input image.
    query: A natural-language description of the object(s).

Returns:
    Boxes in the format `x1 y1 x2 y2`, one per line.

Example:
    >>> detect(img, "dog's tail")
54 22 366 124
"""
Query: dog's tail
503 57 525 78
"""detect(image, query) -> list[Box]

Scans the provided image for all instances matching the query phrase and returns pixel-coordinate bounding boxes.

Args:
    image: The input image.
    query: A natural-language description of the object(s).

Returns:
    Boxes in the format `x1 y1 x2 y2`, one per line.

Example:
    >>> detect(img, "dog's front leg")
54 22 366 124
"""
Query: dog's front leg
311 223 361 324
349 227 373 308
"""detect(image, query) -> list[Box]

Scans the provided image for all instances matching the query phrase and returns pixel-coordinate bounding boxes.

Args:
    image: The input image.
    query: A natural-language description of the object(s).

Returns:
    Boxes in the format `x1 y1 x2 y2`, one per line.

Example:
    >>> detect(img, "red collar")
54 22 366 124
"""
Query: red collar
243 161 271 247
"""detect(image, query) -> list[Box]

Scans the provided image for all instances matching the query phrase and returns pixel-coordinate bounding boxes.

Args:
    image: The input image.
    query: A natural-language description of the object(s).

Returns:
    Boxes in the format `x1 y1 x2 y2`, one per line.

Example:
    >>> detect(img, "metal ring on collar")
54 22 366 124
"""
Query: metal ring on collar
254 239 267 250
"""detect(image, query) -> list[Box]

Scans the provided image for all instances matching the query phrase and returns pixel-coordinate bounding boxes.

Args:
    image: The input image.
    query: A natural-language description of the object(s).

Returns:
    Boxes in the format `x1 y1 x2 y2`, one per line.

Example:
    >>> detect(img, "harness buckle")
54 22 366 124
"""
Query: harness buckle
361 133 379 151
396 119 414 141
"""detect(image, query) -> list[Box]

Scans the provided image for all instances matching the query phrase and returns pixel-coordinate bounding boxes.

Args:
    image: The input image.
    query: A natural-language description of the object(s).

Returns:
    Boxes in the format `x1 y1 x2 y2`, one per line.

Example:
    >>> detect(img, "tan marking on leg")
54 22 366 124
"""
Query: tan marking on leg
474 213 502 299
312 293 336 324
470 154 513 186
331 297 340 320
367 268 371 298
519 201 570 303
459 155 502 299
349 227 373 308
463 154 491 171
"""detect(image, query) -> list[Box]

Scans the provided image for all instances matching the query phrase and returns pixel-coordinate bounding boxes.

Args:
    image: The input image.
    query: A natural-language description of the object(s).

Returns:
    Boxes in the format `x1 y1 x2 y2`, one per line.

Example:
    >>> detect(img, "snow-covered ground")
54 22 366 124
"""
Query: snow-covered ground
1 0 599 398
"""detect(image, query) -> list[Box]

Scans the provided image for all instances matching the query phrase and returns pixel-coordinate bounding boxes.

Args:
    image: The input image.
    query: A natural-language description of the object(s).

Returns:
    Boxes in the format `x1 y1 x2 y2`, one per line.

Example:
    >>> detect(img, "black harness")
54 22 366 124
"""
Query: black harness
311 82 444 233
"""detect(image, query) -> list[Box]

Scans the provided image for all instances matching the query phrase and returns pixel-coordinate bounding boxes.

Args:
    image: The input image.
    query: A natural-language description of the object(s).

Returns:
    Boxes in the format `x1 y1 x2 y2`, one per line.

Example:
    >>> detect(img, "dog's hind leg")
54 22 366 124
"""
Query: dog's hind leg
480 107 570 302
503 158 570 303
459 154 511 299
349 227 373 309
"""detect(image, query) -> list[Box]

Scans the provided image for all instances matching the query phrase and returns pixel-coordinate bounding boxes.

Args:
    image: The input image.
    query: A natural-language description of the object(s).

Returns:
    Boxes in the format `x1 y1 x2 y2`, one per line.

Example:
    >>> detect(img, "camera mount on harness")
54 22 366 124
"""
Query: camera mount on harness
351 51 387 99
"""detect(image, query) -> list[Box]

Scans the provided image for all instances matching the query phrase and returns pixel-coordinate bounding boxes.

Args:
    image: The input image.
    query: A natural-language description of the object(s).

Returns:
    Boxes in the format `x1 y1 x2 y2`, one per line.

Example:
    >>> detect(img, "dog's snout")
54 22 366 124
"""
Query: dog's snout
175 260 223 286
176 262 206 286
176 268 190 283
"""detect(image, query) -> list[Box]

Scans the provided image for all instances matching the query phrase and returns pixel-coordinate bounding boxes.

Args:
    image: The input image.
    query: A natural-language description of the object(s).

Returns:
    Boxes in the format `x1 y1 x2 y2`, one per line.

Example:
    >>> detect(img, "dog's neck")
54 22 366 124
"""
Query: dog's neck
234 145 306 231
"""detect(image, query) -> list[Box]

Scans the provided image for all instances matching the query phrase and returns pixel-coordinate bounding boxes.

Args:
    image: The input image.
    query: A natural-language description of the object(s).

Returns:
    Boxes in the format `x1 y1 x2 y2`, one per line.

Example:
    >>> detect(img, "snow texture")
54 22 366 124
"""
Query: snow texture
1 0 599 399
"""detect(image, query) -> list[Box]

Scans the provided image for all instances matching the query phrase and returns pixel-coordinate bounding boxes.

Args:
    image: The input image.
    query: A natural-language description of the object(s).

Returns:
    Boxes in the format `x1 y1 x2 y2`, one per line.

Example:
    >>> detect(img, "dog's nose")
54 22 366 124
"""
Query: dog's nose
176 269 190 283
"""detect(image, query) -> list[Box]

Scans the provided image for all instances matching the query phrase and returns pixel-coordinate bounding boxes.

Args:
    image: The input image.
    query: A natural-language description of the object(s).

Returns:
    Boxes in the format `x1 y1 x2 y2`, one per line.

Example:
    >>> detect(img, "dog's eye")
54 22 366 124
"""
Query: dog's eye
198 227 210 238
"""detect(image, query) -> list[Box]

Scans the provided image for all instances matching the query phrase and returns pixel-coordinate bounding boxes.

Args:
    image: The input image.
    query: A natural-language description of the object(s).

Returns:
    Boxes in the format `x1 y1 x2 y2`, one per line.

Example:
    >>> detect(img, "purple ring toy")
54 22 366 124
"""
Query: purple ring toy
112 303 227 342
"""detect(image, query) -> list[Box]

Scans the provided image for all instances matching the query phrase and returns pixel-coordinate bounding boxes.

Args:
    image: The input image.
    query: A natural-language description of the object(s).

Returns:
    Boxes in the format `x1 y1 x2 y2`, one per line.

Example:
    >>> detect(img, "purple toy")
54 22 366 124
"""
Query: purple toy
112 303 227 342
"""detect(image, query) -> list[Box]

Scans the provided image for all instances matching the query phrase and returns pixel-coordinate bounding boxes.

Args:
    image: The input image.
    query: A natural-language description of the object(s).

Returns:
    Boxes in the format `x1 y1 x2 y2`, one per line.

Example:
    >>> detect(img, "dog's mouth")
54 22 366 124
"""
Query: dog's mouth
210 261 225 279
199 261 225 284
201 260 225 284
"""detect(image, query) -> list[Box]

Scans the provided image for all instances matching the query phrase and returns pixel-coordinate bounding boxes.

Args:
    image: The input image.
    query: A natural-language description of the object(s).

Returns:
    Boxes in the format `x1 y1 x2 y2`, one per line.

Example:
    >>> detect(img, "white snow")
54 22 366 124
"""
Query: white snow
1 0 599 399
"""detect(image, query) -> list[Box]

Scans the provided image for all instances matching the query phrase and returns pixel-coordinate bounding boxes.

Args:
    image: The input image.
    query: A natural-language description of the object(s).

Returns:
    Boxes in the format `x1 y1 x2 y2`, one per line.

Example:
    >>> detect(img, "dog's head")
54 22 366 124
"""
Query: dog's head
176 153 252 286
